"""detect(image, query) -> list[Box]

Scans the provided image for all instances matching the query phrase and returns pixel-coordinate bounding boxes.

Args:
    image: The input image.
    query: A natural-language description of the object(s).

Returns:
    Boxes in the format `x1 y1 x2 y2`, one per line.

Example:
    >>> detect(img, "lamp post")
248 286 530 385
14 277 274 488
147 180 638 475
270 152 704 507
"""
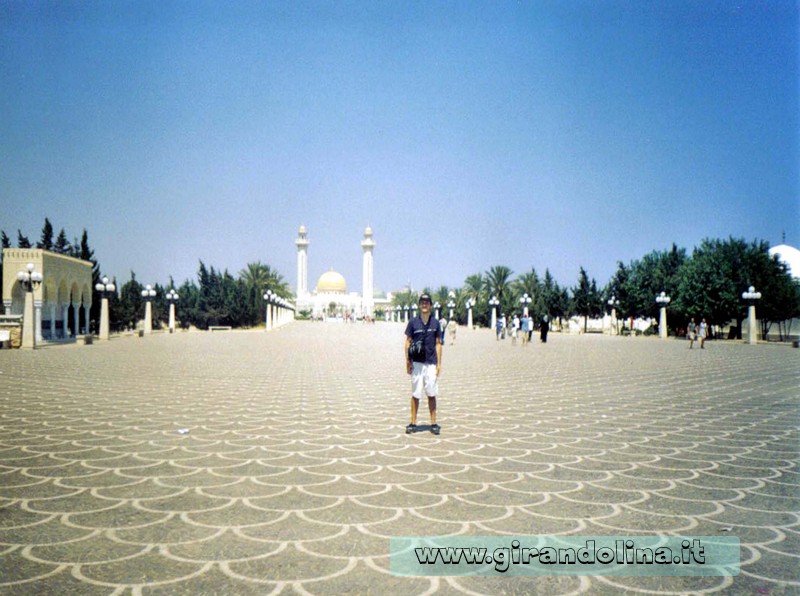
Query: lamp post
166 289 179 333
17 263 43 349
448 291 455 320
141 284 156 334
655 291 670 339
607 295 619 336
403 304 409 324
95 276 116 340
741 286 762 345
263 291 274 331
489 295 499 333
519 293 531 317
466 297 476 330
434 301 440 320
411 303 418 320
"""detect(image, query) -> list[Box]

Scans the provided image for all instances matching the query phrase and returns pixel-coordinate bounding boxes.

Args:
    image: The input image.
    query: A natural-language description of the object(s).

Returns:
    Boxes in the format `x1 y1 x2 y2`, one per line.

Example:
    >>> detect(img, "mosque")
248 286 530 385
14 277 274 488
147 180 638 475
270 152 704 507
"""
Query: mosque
294 225 393 319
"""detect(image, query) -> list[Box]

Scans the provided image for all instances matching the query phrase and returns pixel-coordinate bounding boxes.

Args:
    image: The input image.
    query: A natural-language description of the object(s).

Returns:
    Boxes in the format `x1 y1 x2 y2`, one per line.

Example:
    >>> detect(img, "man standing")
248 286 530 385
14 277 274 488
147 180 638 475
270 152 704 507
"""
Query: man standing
405 294 442 435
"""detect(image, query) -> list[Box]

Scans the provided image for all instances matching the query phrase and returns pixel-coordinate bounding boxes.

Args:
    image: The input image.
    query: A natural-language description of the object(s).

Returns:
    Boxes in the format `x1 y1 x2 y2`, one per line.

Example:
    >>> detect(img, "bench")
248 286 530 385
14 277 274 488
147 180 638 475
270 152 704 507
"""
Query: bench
209 326 233 332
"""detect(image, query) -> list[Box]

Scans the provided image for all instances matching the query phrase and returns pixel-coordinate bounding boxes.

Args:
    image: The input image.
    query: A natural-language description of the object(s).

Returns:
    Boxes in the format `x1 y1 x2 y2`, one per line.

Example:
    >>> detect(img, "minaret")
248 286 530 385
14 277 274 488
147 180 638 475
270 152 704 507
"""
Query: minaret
295 225 309 298
361 226 375 316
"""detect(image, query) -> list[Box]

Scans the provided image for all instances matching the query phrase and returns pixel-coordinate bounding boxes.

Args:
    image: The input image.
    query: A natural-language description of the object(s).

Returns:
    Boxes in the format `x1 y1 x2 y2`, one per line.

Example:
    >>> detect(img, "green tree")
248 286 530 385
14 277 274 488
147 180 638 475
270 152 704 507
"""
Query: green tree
54 229 71 254
464 273 488 326
175 279 201 329
678 237 800 338
17 230 31 248
240 262 274 326
106 276 123 332
606 261 635 332
485 265 513 317
626 244 687 324
117 272 144 330
514 268 543 320
1 231 9 248
571 267 602 332
37 218 54 251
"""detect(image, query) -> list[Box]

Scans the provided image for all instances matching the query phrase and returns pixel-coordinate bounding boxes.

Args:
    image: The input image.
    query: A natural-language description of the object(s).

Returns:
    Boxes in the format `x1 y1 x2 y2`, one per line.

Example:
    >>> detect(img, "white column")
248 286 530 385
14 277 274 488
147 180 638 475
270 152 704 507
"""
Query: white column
169 302 176 331
265 303 272 331
361 227 375 317
748 304 758 345
72 302 80 337
467 306 473 330
34 299 43 342
83 303 91 335
49 303 56 339
62 302 69 337
659 306 667 339
144 301 153 334
295 225 309 299
491 307 497 332
100 297 110 340
610 308 617 335
22 292 35 349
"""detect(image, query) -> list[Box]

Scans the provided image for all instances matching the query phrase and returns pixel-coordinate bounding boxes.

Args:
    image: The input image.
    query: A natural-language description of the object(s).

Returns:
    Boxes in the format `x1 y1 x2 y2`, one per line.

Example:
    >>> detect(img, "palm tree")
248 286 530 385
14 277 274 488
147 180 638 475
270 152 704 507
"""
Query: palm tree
239 262 291 325
265 269 291 300
485 265 514 315
463 273 489 327
515 267 542 318
240 262 271 293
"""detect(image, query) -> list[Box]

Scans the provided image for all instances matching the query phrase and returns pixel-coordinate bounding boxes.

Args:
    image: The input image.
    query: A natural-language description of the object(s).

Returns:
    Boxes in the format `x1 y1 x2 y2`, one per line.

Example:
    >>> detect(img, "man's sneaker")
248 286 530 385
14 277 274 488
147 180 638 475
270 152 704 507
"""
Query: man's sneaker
430 424 441 435
406 424 416 434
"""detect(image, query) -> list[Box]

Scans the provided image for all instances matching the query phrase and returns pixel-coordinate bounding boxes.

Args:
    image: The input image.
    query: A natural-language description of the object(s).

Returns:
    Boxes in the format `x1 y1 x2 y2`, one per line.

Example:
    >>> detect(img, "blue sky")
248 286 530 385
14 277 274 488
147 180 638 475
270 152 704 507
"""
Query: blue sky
2 1 797 296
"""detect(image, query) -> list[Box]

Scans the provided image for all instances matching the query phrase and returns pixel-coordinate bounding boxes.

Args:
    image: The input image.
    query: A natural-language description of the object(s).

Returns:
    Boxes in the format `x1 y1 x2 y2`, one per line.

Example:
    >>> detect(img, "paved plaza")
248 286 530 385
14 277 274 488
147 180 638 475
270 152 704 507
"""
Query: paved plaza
1 323 798 594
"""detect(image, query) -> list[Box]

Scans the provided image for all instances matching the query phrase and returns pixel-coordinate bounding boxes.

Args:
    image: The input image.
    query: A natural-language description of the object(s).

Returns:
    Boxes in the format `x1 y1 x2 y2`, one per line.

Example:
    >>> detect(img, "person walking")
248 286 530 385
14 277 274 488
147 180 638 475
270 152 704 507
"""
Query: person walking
698 318 708 349
405 294 443 435
511 314 520 345
687 318 697 349
521 313 532 346
540 315 550 343
448 317 457 345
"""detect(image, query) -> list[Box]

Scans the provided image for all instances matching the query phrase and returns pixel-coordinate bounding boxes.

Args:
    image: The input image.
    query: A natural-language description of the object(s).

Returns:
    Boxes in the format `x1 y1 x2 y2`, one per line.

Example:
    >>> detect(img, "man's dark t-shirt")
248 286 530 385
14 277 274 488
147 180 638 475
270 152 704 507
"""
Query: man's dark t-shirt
405 315 441 365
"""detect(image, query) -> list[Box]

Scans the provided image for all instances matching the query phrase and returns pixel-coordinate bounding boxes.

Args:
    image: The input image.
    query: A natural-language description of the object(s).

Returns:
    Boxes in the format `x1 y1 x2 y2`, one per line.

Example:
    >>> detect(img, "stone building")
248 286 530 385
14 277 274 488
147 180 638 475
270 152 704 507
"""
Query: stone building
2 248 93 341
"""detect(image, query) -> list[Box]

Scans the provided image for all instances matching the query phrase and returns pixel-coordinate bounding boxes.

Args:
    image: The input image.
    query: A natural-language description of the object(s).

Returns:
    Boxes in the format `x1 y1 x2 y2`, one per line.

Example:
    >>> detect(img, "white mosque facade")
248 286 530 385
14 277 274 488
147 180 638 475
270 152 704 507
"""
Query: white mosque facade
294 225 392 319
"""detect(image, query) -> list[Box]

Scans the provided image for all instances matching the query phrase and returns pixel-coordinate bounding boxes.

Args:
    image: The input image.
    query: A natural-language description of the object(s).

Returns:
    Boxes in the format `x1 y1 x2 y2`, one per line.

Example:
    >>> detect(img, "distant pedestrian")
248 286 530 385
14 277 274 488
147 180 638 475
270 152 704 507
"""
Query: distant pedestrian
698 318 708 349
511 314 520 345
540 315 550 343
687 318 697 349
495 315 504 340
448 318 457 345
521 314 532 345
439 315 447 345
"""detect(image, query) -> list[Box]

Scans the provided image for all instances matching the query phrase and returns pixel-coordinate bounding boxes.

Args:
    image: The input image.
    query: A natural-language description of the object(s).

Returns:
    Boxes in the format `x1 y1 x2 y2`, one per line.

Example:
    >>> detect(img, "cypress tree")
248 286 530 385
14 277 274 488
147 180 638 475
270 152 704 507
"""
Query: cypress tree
38 218 54 250
17 230 32 248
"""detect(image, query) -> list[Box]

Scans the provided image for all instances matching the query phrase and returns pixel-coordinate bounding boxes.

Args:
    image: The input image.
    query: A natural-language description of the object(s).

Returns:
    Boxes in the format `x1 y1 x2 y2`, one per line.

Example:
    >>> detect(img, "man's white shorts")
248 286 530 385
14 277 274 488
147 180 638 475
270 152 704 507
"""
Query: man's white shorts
411 362 438 399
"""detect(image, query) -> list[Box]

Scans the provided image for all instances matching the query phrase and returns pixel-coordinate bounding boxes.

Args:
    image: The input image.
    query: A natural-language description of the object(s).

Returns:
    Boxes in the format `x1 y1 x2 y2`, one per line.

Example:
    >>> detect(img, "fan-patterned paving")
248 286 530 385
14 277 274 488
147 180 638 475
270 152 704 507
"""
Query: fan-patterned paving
1 323 797 594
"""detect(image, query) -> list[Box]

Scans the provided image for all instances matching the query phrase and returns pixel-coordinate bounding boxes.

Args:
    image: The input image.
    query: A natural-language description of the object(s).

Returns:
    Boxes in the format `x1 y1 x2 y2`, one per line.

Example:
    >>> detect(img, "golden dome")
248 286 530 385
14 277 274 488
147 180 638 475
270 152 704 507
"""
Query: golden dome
316 270 347 294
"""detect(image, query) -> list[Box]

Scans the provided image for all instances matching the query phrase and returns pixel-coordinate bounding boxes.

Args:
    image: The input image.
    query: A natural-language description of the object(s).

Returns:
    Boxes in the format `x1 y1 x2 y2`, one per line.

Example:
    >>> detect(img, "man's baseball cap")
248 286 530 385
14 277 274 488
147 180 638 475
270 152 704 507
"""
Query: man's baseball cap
419 293 432 304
